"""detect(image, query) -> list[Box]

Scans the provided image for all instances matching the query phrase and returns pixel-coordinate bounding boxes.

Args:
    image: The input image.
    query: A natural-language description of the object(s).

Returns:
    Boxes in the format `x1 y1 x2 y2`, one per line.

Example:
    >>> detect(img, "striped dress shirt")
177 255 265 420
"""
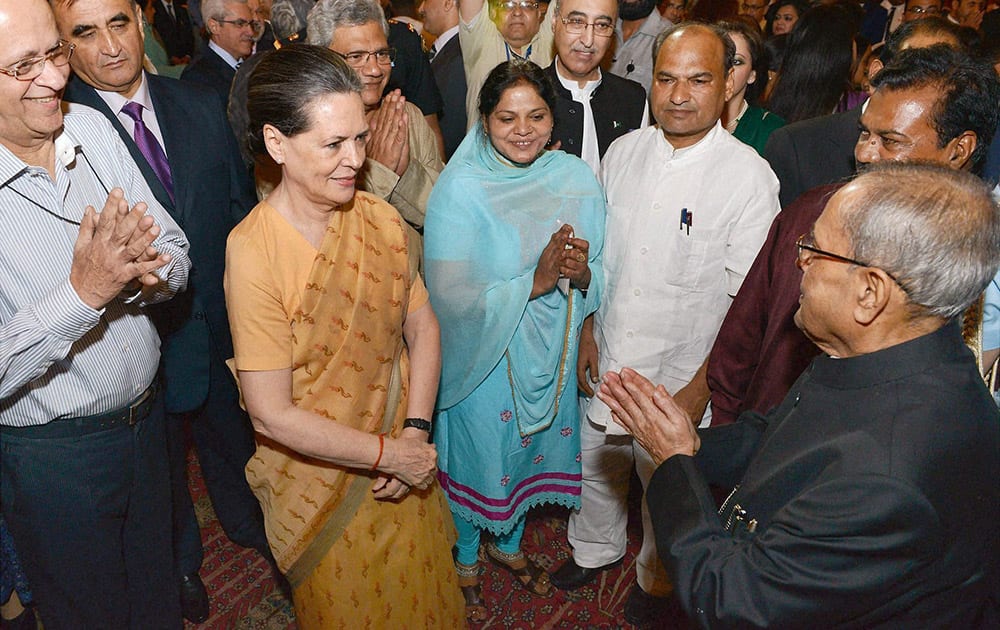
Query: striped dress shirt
0 104 190 427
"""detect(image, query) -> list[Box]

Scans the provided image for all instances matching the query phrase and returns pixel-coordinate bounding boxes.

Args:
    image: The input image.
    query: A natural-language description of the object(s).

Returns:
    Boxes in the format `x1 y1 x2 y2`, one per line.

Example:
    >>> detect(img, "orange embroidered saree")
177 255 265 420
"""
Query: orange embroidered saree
225 193 462 628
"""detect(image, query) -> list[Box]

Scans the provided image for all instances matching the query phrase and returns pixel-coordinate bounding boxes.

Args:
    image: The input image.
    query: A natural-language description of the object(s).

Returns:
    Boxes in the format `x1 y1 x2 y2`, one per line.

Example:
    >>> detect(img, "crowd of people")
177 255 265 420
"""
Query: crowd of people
0 0 998 628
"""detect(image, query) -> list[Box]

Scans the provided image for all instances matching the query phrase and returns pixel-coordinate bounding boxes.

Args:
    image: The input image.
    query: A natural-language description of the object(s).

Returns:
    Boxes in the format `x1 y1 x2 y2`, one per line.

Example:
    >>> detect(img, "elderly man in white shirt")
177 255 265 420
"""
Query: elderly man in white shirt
553 23 780 626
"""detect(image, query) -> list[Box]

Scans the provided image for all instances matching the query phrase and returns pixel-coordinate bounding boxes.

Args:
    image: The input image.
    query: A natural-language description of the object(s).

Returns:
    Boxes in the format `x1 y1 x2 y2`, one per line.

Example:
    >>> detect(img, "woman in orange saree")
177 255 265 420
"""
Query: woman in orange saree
223 45 464 628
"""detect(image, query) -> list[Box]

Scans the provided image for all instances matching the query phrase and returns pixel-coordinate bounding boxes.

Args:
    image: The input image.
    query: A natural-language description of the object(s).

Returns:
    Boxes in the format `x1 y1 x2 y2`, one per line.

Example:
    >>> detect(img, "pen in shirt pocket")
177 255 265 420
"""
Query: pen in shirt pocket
680 208 692 235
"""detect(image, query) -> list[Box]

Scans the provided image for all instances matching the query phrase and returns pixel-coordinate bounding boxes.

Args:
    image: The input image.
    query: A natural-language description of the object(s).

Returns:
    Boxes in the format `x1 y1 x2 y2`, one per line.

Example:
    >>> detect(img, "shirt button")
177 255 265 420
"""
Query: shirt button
653 203 661 209
633 288 641 296
569 108 576 114
626 331 634 338
640 247 648 254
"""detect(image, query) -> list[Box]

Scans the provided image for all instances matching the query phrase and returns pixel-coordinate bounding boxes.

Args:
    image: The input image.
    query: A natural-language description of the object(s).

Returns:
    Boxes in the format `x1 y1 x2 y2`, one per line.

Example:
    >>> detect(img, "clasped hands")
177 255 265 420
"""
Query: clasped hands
597 368 701 467
69 188 172 310
532 223 591 299
372 427 437 501
366 89 410 178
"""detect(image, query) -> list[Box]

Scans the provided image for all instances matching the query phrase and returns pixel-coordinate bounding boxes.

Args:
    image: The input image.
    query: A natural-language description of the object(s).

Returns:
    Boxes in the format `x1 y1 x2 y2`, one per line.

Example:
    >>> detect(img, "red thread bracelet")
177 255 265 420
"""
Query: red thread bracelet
371 433 386 471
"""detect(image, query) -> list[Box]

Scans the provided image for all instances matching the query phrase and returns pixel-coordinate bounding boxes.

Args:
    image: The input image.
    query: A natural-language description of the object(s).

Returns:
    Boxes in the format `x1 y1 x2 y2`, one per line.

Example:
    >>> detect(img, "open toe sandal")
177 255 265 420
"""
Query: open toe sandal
484 541 553 598
456 561 489 623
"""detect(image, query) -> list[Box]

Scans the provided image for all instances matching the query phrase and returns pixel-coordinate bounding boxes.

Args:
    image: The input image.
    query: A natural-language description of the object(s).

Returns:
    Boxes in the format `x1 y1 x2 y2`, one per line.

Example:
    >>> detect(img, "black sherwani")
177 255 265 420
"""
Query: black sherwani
649 321 999 628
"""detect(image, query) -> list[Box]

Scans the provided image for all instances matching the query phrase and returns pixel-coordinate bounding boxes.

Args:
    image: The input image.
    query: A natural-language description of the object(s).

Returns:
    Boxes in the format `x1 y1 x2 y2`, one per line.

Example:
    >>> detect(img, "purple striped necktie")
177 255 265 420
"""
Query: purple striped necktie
121 101 174 203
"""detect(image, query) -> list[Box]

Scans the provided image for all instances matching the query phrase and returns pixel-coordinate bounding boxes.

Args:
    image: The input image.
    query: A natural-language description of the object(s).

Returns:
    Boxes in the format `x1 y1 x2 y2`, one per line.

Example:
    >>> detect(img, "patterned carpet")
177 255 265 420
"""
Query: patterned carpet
186 453 691 629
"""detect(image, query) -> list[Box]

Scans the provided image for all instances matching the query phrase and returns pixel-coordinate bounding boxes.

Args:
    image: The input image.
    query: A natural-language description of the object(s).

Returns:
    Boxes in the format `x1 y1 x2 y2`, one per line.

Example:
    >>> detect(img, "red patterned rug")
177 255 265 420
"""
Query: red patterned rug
185 453 691 629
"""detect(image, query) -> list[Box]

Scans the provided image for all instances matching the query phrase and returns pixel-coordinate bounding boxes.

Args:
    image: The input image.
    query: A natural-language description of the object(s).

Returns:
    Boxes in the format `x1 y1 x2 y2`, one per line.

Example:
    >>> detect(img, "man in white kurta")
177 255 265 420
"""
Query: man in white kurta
557 23 780 623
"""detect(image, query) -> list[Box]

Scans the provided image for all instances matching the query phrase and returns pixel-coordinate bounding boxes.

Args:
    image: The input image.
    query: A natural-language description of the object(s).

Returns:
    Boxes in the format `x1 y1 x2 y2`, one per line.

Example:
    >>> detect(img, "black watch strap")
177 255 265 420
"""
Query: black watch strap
403 417 432 432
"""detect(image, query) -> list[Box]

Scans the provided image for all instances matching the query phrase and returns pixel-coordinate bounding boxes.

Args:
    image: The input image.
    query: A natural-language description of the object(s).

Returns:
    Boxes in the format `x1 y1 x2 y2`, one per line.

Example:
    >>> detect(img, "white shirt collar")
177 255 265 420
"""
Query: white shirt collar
433 25 459 53
94 72 153 116
209 40 242 69
554 61 602 93
659 120 724 159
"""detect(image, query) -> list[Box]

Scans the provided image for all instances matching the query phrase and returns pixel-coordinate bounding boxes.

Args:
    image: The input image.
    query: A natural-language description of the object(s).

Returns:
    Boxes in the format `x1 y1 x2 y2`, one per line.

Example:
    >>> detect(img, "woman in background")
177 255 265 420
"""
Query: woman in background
719 19 785 155
765 4 860 123
764 0 807 37
424 60 605 621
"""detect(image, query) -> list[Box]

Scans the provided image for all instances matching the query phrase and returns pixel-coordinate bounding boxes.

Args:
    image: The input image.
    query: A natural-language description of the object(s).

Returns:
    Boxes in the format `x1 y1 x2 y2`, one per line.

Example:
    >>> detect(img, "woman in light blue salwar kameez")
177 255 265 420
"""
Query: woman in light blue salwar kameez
424 60 607 621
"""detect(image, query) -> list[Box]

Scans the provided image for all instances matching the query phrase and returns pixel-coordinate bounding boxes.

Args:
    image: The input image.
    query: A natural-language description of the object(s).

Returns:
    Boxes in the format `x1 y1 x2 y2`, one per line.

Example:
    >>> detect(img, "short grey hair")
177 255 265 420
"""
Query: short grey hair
651 22 735 72
842 163 1000 319
202 0 248 23
270 0 313 39
306 0 389 47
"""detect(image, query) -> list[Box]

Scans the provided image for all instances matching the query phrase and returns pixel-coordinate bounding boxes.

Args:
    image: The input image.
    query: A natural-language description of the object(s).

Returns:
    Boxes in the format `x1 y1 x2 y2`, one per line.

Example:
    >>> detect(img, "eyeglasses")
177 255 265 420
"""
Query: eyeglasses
796 234 904 288
335 48 396 68
216 17 262 30
0 40 75 82
500 1 540 11
904 5 941 14
559 17 615 37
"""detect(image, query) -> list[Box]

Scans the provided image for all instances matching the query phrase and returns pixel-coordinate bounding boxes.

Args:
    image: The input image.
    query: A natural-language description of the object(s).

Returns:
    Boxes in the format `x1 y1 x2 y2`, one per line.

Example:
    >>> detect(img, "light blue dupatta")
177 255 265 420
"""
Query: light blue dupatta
424 123 606 434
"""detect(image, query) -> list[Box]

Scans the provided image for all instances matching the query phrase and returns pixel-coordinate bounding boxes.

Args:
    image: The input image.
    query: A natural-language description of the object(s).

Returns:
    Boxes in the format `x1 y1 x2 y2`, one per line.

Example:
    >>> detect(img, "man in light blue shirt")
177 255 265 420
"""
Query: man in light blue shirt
0 0 190 626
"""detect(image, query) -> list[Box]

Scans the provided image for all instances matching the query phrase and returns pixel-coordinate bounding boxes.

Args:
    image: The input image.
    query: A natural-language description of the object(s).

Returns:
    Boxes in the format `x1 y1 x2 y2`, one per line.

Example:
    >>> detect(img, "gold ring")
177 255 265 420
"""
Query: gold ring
578 252 586 262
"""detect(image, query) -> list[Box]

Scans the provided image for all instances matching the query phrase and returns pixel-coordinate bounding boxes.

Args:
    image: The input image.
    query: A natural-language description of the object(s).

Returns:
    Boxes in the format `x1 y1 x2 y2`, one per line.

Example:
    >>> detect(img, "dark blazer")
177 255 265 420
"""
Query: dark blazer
650 322 999 628
983 121 1000 187
430 34 467 161
386 20 443 117
180 45 237 110
763 106 861 208
545 63 647 159
152 0 195 60
64 74 257 413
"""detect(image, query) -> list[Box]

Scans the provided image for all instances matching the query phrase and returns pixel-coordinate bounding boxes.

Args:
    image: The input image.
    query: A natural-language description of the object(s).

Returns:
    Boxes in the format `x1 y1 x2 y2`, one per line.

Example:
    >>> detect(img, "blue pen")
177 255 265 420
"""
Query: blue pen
680 208 692 234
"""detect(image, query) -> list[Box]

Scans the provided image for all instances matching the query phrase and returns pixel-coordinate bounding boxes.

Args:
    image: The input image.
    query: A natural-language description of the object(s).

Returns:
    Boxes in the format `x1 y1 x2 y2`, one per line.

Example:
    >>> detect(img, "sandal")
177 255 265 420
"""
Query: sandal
483 541 553 598
455 561 489 623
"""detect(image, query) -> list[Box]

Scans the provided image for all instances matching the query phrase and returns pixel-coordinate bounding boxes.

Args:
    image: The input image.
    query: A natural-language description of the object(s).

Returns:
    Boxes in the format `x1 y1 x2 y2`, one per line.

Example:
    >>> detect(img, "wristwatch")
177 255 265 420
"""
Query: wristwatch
403 417 432 433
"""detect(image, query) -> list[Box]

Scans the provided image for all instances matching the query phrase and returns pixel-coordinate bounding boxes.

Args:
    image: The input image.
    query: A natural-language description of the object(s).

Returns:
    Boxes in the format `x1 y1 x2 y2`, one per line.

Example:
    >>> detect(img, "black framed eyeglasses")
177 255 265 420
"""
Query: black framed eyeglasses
796 234 904 288
559 17 615 37
336 48 396 68
0 40 75 82
216 18 262 31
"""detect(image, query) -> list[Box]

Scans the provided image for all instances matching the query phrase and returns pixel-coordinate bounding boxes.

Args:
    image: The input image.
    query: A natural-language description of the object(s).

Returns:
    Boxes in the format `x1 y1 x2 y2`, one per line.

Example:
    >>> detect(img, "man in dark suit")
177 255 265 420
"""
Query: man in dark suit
151 0 196 61
181 0 255 106
763 16 964 208
859 0 905 46
545 0 647 175
985 122 1000 187
53 0 266 623
419 0 466 159
603 162 1000 628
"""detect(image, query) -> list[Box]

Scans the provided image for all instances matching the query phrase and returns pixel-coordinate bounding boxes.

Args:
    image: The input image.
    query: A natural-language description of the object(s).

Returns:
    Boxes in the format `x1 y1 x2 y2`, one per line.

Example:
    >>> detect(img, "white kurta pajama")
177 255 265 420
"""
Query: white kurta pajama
570 122 780 595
